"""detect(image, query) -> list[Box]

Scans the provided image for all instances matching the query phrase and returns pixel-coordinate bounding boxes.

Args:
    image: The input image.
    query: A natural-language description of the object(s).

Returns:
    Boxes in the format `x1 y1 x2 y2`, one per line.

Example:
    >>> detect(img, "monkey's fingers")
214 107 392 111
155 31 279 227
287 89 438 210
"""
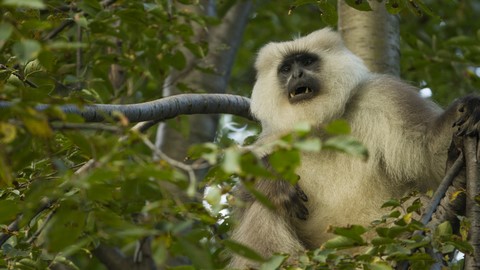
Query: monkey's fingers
295 205 309 220
295 184 308 202
454 112 480 136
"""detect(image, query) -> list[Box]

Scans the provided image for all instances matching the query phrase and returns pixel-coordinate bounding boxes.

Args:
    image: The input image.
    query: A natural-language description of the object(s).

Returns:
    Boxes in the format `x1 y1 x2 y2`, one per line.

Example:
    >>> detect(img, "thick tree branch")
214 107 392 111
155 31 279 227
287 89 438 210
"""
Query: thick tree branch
464 136 480 269
92 245 129 270
0 94 254 123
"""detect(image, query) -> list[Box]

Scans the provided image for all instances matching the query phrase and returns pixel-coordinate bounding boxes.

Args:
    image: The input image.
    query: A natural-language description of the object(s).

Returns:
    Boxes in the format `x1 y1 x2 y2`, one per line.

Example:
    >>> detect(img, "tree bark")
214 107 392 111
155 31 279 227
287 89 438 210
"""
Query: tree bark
464 136 480 269
337 1 400 76
156 0 253 161
0 94 253 123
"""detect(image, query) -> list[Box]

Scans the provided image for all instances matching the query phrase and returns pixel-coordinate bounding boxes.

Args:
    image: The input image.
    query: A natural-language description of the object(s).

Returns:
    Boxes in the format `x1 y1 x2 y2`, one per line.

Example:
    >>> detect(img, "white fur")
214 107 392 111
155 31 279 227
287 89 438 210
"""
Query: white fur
250 28 370 134
230 28 455 269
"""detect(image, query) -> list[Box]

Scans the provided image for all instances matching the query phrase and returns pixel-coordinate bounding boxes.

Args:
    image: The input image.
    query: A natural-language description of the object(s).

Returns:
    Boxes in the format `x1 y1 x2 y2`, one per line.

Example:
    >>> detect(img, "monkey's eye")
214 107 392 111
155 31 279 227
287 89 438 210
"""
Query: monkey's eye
279 64 291 74
301 56 315 66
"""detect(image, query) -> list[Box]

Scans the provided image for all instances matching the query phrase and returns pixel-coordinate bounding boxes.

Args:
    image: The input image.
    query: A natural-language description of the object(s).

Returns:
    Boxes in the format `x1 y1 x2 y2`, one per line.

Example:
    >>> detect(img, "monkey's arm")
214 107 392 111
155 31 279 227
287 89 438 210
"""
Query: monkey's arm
229 200 305 269
429 95 480 149
351 77 479 188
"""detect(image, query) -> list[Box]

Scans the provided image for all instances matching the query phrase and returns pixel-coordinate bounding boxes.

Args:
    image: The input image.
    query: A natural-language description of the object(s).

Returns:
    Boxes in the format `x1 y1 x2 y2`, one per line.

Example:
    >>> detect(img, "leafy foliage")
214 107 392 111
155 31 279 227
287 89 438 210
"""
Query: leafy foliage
254 194 469 270
0 0 479 269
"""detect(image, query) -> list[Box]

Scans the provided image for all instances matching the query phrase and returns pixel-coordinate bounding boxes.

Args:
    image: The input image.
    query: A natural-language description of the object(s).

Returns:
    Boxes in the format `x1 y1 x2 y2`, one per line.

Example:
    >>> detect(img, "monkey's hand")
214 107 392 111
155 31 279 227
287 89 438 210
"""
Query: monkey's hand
256 180 309 220
292 184 309 220
453 95 480 136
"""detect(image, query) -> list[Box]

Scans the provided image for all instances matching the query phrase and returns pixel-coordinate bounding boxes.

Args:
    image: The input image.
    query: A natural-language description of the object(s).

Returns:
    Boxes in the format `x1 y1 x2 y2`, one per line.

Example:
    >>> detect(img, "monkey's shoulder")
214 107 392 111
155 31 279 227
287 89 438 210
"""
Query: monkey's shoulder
351 75 442 121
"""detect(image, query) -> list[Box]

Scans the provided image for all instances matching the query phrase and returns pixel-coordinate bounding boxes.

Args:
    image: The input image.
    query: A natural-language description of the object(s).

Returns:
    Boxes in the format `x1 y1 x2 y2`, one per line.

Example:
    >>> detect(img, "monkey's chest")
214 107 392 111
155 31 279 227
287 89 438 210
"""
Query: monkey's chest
293 152 393 246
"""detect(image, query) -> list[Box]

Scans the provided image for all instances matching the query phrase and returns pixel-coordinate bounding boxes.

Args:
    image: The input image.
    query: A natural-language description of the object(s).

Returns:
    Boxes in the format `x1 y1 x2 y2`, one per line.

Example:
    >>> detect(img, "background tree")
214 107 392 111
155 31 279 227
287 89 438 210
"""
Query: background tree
0 0 479 269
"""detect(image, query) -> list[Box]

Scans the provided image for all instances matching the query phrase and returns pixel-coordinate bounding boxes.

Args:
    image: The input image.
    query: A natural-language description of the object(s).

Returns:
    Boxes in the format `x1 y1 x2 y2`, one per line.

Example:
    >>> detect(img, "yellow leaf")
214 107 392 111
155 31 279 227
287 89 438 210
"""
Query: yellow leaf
403 212 412 224
21 108 52 138
0 122 16 143
450 189 465 202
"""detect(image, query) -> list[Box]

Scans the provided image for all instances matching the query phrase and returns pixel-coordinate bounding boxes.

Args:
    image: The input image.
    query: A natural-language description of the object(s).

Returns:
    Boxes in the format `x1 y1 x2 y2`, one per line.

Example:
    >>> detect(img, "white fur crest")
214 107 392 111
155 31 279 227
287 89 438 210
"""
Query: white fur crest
250 28 370 134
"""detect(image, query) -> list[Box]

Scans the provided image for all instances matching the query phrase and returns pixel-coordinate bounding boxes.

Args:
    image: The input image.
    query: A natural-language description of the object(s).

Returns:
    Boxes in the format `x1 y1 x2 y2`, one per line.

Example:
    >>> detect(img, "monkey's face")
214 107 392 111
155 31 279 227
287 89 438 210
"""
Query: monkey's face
278 52 321 104
250 28 370 134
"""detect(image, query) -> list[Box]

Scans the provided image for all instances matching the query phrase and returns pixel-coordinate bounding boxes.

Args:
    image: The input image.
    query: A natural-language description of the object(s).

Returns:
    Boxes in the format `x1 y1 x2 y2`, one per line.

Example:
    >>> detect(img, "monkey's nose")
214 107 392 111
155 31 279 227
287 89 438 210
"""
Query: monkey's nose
293 70 303 79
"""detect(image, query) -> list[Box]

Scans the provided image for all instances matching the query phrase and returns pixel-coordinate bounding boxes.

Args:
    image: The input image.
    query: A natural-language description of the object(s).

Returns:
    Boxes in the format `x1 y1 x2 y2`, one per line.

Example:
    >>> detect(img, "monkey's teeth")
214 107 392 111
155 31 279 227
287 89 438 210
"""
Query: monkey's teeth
306 87 311 93
290 93 295 98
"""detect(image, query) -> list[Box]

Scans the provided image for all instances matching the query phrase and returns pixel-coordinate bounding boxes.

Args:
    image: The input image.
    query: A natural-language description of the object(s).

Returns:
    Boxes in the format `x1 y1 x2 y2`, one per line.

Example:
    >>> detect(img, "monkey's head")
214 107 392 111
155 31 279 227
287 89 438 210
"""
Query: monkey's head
251 28 370 134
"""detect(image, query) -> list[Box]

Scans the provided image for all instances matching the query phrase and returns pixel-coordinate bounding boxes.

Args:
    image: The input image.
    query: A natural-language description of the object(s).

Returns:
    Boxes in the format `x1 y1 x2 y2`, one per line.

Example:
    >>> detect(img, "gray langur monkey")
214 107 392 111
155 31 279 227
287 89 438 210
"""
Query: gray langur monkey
228 28 480 268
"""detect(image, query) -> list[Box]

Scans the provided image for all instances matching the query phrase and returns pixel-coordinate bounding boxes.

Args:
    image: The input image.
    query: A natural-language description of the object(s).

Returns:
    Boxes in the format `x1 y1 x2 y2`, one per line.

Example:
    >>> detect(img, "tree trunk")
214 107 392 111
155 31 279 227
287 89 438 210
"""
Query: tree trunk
337 1 400 76
156 0 252 161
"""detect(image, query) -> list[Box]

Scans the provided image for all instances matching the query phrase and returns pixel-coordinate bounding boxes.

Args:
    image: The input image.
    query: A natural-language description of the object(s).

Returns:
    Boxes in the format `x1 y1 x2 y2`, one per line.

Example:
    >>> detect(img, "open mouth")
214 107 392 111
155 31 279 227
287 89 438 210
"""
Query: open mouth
289 86 313 99
288 83 318 103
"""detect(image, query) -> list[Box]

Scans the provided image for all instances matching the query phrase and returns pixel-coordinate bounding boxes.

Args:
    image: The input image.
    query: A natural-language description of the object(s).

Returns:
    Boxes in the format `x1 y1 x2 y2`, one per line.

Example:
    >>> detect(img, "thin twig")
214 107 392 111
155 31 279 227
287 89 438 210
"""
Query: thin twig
76 22 83 83
0 64 38 88
51 122 121 132
27 208 57 244
43 0 117 41
140 135 198 197
397 154 465 270
0 159 97 246
420 155 465 225
43 19 75 41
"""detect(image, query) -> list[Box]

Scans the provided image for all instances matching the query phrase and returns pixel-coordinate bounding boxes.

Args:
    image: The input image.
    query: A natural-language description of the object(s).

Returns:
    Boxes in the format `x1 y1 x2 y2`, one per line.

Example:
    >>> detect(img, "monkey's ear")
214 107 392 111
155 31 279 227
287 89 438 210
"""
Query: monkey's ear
254 42 282 75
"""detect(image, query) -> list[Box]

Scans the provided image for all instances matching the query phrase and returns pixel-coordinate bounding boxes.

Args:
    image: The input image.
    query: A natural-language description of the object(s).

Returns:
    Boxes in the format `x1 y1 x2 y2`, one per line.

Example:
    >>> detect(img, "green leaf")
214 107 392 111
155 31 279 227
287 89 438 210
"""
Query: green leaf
46 203 86 252
77 0 102 16
371 237 395 245
385 0 405 14
223 239 265 262
204 186 222 215
12 40 42 63
332 225 367 244
239 152 272 178
367 262 393 270
446 36 478 46
0 122 16 144
47 42 87 50
324 135 368 159
0 69 11 82
188 143 218 164
381 199 401 209
0 22 13 50
176 238 213 270
21 108 53 138
344 0 372 11
376 225 410 238
3 0 45 8
322 236 358 249
168 50 187 70
436 221 452 237
293 137 321 152
185 42 207 58
0 200 21 224
260 255 287 270
37 50 55 71
222 148 241 173
318 2 338 26
24 59 44 78
312 249 336 263
448 240 473 254
268 149 301 183
290 0 317 8
293 121 312 133
325 119 351 135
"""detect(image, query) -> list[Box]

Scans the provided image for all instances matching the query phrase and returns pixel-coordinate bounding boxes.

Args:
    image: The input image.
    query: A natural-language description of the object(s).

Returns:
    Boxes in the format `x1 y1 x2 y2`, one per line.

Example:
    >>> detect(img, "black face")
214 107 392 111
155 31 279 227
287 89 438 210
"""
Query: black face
278 52 320 104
